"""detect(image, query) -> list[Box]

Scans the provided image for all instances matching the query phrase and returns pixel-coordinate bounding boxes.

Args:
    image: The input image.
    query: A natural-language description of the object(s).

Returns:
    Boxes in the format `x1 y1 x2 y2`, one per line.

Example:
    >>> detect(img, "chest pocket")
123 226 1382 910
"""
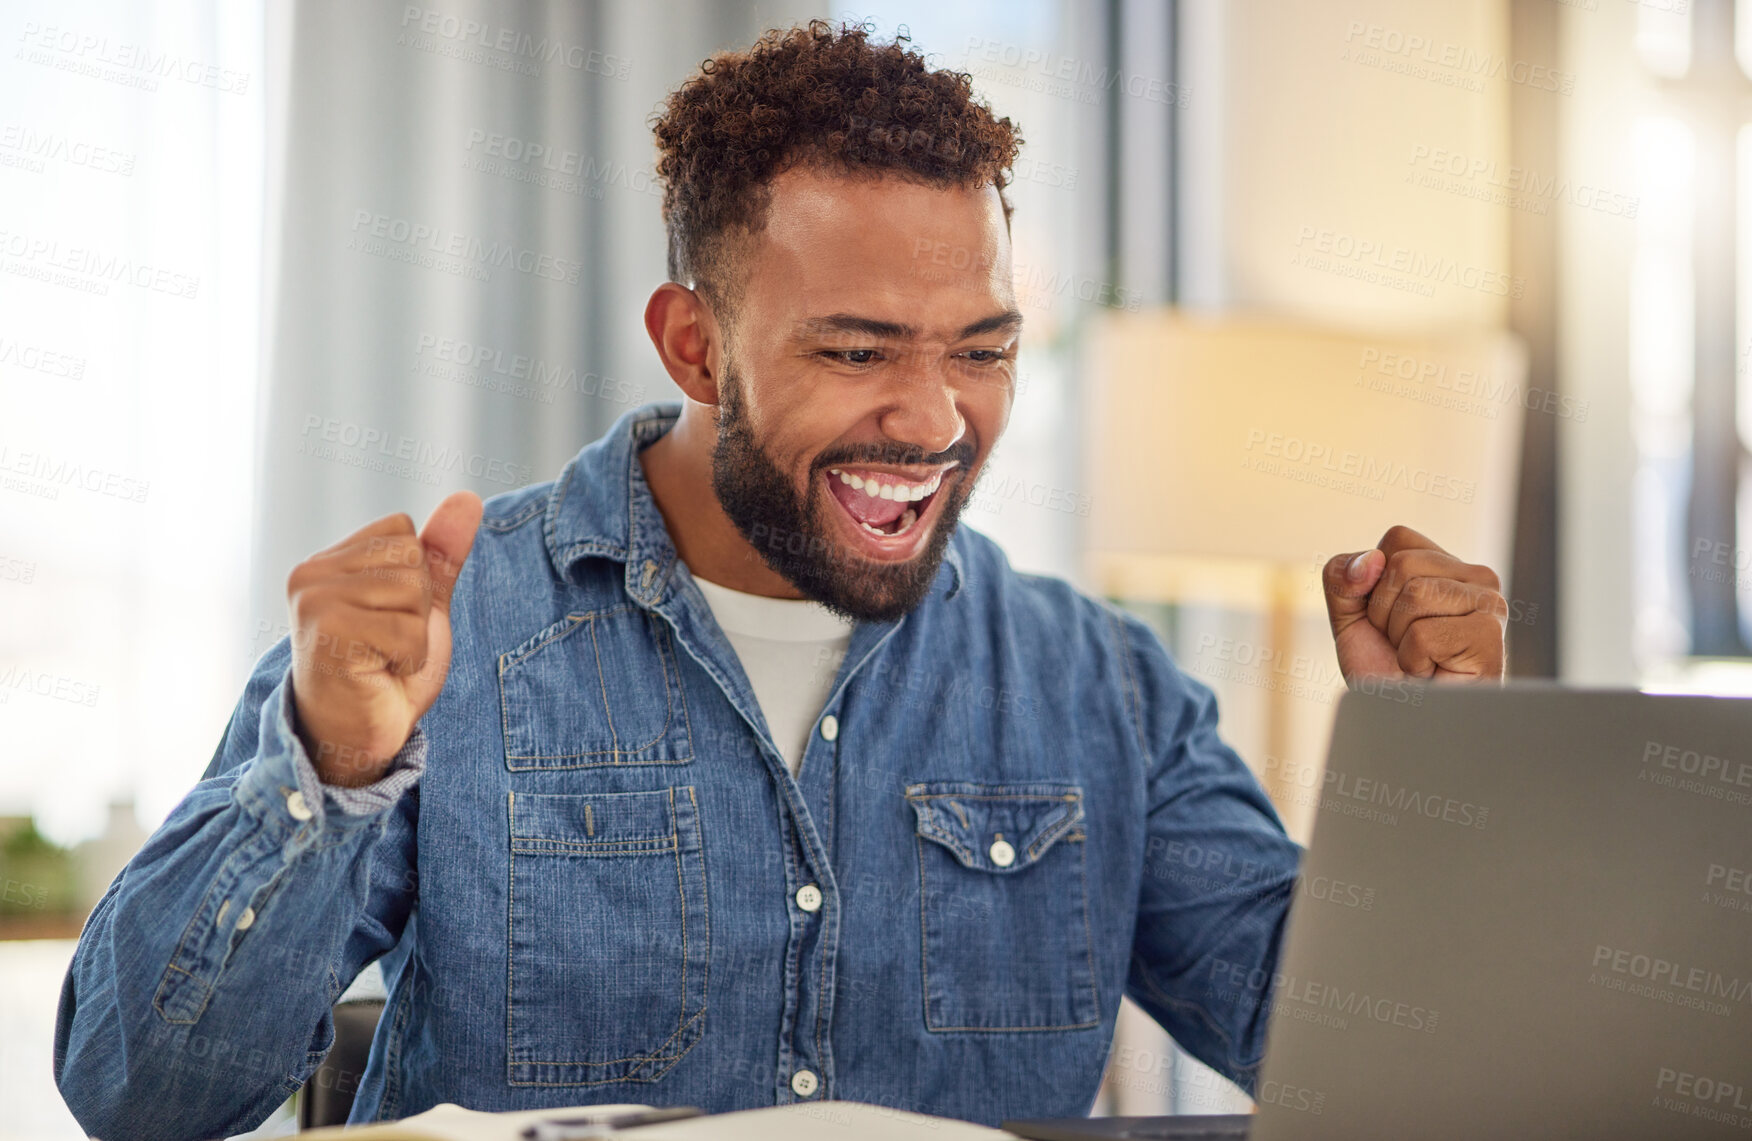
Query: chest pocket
499 605 694 769
905 781 1099 1032
506 788 709 1085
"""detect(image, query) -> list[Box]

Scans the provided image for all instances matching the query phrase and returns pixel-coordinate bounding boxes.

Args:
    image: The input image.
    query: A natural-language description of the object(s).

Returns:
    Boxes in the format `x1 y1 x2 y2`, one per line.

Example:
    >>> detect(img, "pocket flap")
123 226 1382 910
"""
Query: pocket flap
498 606 693 770
509 788 684 855
905 782 1084 873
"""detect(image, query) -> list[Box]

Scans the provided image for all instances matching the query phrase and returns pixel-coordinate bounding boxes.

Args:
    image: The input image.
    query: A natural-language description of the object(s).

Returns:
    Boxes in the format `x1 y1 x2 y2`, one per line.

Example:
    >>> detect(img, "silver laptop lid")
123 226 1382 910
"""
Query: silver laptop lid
1248 685 1752 1141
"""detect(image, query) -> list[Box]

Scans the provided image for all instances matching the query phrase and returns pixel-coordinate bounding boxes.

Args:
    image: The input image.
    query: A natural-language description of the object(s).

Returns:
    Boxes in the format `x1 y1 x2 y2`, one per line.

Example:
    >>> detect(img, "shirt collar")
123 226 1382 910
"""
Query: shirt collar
542 400 965 607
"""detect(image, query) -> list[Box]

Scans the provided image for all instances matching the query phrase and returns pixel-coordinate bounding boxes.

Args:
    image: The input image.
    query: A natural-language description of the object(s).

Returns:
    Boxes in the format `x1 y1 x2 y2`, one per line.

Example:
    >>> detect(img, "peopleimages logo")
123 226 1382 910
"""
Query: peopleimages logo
0 667 100 707
961 36 1190 108
1406 144 1637 219
1341 21 1575 95
348 210 582 285
297 415 532 487
1355 347 1590 423
1655 1067 1752 1127
1639 739 1752 807
1640 741 1752 785
0 229 200 299
397 6 631 79
0 125 136 176
1704 863 1752 915
0 335 86 380
1591 945 1752 1016
1294 226 1524 299
1257 1079 1327 1116
1653 1072 1752 1114
0 444 150 503
1242 429 1478 504
1206 959 1440 1034
461 130 659 199
413 334 645 406
16 21 251 94
1322 768 1489 829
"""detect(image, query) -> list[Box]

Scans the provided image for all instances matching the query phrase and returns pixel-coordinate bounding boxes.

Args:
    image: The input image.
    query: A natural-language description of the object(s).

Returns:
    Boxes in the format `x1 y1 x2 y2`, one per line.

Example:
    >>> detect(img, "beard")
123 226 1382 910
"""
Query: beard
710 365 976 623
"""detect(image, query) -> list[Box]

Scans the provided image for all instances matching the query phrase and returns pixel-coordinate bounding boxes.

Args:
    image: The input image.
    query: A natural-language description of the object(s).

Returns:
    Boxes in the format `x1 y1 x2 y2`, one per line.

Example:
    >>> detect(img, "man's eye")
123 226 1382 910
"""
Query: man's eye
964 350 1003 363
825 349 881 365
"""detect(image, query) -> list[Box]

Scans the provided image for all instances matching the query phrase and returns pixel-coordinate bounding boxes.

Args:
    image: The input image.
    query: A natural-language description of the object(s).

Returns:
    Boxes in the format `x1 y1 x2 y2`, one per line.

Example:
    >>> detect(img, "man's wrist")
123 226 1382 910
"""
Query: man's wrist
286 682 406 787
276 679 427 820
289 726 427 820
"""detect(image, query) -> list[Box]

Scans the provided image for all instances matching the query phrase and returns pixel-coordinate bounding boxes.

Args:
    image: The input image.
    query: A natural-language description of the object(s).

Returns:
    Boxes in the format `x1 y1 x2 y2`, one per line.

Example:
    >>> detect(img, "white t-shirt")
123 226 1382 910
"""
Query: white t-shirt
691 574 855 777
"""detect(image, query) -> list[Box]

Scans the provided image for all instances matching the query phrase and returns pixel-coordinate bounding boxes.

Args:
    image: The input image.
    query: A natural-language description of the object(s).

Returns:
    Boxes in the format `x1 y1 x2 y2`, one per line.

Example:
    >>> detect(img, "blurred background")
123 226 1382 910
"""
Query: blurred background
0 0 1736 1135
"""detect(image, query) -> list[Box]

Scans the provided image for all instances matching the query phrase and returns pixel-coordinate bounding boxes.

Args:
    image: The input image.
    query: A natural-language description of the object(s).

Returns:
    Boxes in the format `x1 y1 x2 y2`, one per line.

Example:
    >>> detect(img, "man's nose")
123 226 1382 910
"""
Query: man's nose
877 354 966 458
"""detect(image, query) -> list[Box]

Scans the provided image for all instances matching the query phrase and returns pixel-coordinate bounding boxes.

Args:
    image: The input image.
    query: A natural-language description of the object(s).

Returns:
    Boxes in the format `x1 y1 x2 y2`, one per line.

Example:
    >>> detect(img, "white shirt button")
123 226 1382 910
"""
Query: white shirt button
286 790 313 821
819 714 839 742
989 838 1016 868
791 1068 819 1097
795 884 822 913
235 906 256 931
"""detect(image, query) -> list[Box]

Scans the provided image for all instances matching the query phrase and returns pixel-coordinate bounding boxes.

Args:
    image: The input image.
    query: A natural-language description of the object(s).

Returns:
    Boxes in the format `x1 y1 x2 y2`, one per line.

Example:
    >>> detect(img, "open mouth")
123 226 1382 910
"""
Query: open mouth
821 465 952 548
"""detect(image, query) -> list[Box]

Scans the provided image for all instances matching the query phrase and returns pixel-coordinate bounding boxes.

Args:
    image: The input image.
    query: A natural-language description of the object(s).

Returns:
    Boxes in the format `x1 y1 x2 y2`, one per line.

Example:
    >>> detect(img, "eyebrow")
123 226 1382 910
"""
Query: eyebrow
795 310 1025 342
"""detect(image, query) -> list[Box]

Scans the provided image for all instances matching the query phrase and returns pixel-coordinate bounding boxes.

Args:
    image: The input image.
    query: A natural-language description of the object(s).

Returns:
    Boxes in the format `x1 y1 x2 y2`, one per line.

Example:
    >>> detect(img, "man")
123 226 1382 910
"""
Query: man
54 21 1507 1138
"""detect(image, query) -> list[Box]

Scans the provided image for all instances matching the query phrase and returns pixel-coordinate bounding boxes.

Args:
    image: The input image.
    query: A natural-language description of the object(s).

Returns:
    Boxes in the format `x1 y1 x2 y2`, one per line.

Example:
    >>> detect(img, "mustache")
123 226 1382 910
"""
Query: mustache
812 438 976 471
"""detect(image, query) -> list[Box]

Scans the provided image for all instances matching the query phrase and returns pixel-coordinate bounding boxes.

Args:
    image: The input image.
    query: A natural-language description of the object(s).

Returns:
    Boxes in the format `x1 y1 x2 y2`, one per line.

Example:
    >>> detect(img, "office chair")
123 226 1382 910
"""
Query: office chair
297 998 386 1129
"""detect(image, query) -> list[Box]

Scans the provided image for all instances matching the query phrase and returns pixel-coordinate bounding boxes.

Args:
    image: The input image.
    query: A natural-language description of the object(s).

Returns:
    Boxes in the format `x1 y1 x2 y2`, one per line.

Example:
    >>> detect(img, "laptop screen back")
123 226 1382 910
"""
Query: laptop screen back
1249 686 1752 1141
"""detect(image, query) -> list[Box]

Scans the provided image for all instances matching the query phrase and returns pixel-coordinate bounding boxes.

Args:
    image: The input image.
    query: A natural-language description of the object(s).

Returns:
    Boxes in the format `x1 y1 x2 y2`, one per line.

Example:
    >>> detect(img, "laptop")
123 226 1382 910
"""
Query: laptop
1006 685 1752 1141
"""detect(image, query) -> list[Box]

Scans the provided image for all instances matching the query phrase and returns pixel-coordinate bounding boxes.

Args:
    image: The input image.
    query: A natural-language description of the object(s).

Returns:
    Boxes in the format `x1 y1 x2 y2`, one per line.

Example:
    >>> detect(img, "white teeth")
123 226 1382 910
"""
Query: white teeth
831 468 947 503
860 520 886 535
899 507 917 529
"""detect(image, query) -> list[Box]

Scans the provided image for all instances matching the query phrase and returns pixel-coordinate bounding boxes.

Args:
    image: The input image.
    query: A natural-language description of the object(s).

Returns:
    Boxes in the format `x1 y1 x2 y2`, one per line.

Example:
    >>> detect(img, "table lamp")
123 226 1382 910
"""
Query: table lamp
1083 311 1526 833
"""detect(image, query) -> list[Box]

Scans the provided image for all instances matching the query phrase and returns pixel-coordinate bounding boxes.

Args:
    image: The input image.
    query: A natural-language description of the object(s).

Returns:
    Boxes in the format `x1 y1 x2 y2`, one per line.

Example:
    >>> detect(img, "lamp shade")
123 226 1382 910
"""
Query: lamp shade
1083 312 1528 605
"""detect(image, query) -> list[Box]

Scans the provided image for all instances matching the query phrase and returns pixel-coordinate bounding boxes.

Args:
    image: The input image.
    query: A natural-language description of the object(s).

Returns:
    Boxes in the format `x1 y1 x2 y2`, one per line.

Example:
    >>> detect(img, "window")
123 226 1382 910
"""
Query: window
0 7 266 1134
0 4 265 870
1630 0 1752 668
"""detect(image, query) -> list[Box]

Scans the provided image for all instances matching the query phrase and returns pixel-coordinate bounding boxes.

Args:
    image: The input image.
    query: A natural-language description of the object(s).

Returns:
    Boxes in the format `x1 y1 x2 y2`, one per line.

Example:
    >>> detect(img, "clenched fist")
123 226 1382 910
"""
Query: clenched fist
286 491 483 786
1322 524 1507 684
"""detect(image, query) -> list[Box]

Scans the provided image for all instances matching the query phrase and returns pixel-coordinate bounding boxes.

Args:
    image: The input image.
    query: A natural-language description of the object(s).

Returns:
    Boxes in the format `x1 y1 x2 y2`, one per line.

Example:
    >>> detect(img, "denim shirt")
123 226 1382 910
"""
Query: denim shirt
54 403 1302 1139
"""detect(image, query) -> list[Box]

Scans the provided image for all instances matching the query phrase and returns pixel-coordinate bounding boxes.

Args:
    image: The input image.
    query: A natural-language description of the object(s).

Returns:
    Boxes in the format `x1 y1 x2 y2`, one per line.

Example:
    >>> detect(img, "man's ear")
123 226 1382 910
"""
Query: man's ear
644 283 723 405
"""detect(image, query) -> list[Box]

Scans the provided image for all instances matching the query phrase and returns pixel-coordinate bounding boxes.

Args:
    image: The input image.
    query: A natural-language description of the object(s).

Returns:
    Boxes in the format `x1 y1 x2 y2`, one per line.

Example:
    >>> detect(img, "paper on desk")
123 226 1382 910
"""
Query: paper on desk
296 1100 1019 1139
296 1102 654 1139
634 1101 1016 1139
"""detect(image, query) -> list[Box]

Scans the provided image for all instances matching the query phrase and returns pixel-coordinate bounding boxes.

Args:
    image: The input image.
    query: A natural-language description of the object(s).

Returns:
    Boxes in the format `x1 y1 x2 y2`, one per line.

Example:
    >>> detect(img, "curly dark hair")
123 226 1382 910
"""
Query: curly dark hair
651 19 1022 318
